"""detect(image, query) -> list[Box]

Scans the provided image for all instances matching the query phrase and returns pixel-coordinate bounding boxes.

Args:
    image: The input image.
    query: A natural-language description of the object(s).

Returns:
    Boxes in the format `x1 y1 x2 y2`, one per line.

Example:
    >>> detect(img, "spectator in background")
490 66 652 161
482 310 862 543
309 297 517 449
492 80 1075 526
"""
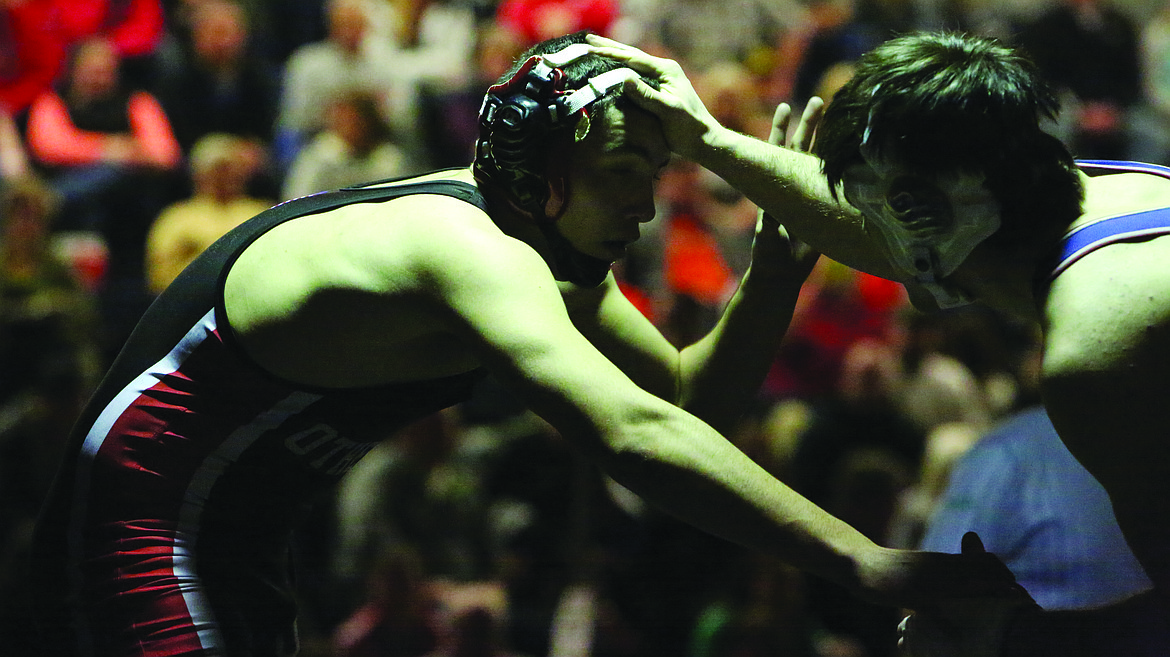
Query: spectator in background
788 0 904 109
26 36 181 359
154 0 279 189
282 89 416 200
619 0 805 75
921 405 1152 610
51 0 164 60
919 405 1170 653
144 132 271 294
364 0 479 164
0 175 99 657
0 175 98 408
26 36 180 273
49 0 165 87
0 0 67 117
417 22 527 169
495 0 619 47
332 546 440 657
1131 0 1170 166
0 109 30 179
276 0 401 169
0 176 100 533
657 168 758 347
1015 0 1141 160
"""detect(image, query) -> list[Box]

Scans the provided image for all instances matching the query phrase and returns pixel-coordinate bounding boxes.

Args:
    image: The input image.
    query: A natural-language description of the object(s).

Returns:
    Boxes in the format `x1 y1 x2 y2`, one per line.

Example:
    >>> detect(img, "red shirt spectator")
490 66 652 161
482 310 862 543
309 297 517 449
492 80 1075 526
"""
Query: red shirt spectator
0 0 66 114
51 0 164 59
495 0 617 46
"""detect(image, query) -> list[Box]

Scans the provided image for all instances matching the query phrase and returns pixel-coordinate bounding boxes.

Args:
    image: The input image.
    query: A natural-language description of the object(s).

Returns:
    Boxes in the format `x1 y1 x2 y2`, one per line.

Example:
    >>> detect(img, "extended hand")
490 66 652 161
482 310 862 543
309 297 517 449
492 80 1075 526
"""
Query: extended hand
897 533 1038 657
753 100 823 281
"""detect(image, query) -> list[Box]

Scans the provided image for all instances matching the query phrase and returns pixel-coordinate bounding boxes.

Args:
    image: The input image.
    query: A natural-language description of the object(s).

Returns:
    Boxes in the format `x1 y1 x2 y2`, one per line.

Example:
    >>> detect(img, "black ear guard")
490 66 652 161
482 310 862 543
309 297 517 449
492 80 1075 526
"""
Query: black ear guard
475 43 638 217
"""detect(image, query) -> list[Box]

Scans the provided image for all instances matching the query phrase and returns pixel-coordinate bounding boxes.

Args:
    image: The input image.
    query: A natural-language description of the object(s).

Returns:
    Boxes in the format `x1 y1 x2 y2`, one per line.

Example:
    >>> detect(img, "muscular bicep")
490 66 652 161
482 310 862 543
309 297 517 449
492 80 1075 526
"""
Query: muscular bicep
1041 260 1170 592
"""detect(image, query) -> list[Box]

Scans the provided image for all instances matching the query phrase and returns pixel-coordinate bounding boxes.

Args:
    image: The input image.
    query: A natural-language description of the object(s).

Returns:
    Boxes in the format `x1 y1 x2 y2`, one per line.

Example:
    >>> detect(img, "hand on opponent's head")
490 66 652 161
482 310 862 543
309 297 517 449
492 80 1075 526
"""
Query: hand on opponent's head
584 34 720 160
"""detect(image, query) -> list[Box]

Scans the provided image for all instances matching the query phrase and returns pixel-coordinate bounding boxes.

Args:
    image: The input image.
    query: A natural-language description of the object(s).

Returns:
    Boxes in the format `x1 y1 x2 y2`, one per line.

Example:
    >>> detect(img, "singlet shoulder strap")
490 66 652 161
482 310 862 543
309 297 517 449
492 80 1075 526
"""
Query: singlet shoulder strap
1076 159 1170 179
337 172 488 213
1044 161 1170 283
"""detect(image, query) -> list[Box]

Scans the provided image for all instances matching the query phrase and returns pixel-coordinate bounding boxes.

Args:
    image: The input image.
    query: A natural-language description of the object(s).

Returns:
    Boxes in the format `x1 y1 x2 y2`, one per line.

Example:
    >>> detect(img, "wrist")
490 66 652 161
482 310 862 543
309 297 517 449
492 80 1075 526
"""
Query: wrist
742 260 804 297
688 123 741 170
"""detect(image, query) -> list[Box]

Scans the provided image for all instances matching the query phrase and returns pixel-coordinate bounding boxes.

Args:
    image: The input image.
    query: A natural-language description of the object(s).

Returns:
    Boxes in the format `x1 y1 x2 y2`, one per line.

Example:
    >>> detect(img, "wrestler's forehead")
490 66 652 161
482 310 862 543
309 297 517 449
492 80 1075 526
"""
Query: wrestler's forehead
594 105 670 169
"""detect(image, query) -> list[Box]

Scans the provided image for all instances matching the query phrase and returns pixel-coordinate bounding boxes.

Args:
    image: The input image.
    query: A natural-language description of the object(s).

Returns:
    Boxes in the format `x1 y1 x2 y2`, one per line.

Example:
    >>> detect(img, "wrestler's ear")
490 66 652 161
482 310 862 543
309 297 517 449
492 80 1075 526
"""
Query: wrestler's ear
544 155 569 219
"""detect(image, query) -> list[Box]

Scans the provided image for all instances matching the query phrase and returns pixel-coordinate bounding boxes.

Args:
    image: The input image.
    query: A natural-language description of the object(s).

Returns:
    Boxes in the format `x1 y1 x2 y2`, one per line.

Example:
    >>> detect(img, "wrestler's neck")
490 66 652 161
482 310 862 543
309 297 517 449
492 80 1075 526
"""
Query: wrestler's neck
950 245 1045 323
478 179 563 268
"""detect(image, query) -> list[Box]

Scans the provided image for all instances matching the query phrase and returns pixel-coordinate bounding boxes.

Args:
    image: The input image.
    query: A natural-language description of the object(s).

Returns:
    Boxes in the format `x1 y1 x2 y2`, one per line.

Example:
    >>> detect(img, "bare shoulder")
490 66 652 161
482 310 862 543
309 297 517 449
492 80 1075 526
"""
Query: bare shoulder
1041 223 1170 491
1045 171 1170 372
222 172 548 386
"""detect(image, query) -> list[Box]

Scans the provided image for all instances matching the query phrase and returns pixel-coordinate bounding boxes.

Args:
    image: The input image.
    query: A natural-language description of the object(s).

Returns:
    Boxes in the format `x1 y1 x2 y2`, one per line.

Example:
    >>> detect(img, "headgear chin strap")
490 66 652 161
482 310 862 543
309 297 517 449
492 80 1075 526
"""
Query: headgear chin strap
475 43 638 287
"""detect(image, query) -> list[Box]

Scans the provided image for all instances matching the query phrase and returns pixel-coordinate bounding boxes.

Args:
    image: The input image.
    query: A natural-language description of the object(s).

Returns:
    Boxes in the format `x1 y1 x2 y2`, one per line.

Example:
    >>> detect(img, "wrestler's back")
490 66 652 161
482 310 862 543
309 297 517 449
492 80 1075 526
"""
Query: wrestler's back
29 171 489 656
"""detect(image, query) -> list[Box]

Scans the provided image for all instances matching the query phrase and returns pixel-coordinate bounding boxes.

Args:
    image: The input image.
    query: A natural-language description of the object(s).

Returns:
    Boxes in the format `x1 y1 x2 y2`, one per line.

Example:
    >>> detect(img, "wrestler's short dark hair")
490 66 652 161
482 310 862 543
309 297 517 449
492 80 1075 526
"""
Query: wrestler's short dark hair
813 32 1083 250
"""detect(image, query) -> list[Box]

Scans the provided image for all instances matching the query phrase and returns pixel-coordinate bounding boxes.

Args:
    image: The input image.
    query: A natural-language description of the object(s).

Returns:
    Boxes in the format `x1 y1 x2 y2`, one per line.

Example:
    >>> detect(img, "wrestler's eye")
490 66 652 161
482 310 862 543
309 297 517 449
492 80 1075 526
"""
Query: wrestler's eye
887 176 952 234
889 191 916 213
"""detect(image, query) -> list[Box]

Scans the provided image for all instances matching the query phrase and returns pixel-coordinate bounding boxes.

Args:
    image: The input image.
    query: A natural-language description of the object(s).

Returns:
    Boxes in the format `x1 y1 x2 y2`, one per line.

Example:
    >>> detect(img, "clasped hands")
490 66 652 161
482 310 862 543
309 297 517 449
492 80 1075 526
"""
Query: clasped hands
898 533 1038 657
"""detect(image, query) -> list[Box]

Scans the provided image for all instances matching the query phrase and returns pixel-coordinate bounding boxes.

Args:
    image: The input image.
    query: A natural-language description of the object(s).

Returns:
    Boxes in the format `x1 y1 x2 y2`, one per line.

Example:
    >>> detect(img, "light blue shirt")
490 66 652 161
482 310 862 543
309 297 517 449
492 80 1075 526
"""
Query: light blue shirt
920 406 1152 610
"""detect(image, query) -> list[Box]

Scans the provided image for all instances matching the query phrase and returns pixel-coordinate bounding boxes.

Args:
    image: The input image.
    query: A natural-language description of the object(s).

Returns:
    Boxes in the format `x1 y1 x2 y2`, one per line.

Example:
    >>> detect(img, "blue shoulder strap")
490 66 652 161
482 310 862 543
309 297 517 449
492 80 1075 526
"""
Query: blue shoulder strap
1046 161 1170 282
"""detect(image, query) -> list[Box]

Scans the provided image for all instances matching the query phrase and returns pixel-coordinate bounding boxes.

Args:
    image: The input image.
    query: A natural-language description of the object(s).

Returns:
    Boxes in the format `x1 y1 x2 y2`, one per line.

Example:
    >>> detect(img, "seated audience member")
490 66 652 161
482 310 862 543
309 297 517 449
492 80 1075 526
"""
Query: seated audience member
0 0 67 117
276 0 400 169
0 175 98 407
919 405 1169 653
25 36 181 276
417 22 527 169
921 405 1153 610
50 0 165 87
145 133 272 294
495 0 619 47
154 0 280 181
282 90 417 201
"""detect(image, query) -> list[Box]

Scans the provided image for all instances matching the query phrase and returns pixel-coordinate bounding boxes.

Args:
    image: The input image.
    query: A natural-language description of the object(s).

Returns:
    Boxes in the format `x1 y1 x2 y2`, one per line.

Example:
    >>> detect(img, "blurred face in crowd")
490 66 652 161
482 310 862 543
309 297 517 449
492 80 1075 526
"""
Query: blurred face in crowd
192 0 248 69
329 0 368 54
70 39 119 101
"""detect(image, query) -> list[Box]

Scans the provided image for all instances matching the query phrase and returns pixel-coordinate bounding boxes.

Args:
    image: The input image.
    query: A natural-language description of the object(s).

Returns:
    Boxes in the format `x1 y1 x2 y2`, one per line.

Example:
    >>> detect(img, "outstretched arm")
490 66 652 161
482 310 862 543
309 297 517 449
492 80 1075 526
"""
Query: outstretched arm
408 201 1018 612
570 102 819 433
674 101 820 430
586 35 897 280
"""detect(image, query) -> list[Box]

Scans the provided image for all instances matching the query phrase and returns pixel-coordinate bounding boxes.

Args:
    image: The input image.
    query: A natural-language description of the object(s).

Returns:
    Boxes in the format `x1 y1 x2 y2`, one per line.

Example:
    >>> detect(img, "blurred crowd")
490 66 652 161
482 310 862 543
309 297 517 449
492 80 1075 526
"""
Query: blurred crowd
0 0 1162 655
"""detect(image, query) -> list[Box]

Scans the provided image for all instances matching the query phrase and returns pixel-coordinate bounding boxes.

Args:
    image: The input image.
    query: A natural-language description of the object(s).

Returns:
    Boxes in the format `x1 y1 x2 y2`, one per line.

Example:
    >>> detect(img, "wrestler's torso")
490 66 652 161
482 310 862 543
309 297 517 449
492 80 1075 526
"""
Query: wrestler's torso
1040 161 1170 568
31 169 492 656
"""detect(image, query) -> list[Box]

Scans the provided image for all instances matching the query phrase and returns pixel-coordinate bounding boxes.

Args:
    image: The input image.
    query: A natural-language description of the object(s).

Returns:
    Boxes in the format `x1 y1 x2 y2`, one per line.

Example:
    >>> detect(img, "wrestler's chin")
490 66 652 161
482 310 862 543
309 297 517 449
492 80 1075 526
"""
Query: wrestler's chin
905 283 941 313
903 280 975 313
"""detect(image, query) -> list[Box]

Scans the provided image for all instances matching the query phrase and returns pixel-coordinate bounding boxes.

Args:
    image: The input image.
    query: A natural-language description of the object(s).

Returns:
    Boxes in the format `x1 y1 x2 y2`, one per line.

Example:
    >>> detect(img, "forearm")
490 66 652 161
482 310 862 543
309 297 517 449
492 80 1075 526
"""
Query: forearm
677 261 803 432
693 126 894 279
595 402 881 592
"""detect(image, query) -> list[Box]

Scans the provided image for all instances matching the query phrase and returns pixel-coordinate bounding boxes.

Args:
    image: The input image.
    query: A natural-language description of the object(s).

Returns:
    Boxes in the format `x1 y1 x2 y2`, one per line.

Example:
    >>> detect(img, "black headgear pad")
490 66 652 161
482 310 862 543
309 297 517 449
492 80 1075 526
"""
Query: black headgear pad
474 45 639 287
